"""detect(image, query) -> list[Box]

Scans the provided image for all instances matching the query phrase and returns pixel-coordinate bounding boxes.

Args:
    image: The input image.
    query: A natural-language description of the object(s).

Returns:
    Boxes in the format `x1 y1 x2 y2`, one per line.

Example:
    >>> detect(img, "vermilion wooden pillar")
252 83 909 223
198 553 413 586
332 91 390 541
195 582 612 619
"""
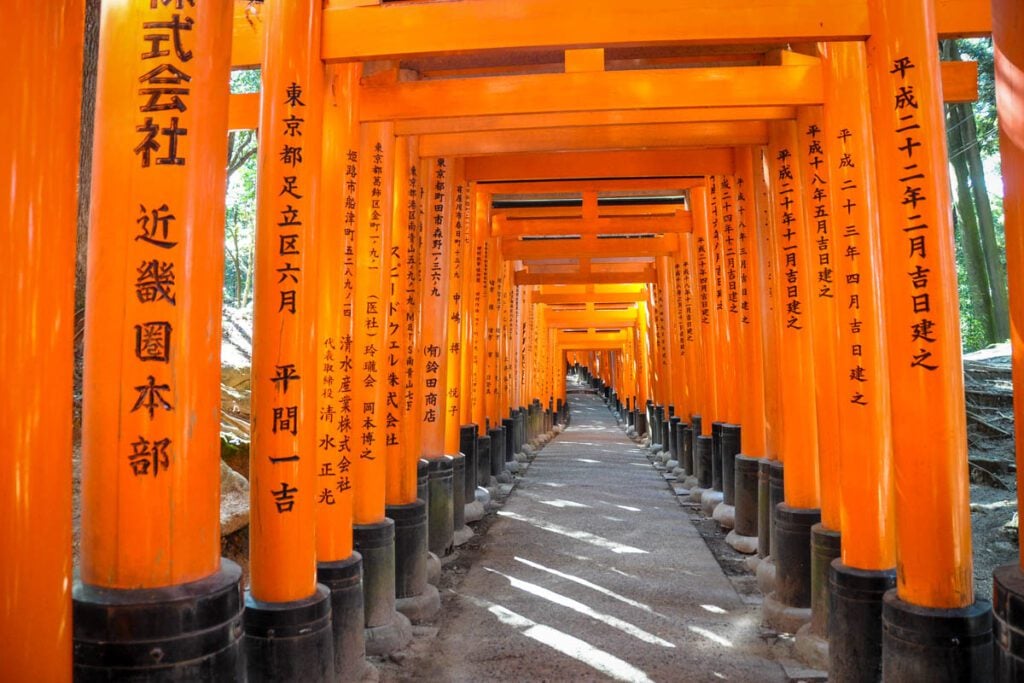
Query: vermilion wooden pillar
245 0 335 675
763 119 821 634
819 40 897 682
385 134 441 625
316 62 359 569
728 147 769 557
795 105 842 537
314 60 373 681
690 187 720 439
793 102 844 653
867 0 992 677
349 122 412 654
0 3 84 680
419 157 456 558
993 0 1024 677
74 0 243 677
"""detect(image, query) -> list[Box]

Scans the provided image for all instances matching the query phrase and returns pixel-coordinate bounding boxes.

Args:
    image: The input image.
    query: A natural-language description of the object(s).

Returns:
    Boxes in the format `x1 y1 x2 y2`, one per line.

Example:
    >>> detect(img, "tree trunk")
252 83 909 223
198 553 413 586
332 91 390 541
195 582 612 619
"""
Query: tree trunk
75 0 101 391
230 211 242 306
244 240 255 307
962 105 1010 340
947 99 996 344
944 38 1010 342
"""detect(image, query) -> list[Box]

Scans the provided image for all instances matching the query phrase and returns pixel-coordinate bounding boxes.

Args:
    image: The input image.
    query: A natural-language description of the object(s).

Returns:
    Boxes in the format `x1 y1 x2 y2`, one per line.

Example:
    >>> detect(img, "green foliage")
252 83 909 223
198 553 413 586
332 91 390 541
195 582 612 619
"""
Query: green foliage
954 212 991 352
230 68 261 95
224 69 260 308
949 38 1008 351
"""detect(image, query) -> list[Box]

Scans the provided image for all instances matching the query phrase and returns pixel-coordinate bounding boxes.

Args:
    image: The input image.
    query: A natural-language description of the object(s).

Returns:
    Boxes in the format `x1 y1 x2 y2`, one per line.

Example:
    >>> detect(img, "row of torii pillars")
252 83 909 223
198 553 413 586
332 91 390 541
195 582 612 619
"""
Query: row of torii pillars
3 0 1024 682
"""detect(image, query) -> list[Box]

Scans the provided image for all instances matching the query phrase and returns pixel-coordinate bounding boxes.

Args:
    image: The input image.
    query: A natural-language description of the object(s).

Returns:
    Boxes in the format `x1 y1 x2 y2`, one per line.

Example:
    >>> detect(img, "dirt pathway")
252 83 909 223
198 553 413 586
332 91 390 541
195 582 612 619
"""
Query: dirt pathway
385 391 787 683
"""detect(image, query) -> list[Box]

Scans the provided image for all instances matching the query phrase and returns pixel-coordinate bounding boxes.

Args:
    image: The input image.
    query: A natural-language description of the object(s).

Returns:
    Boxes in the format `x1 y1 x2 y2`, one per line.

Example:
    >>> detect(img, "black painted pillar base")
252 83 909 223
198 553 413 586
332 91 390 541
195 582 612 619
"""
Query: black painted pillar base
756 460 774 560
479 430 495 489
809 524 841 635
417 458 429 505
73 560 245 681
752 459 782 580
688 434 713 503
460 424 478 499
768 460 785 552
763 504 820 634
388 500 440 623
488 427 505 480
733 454 760 539
317 553 375 683
501 419 516 466
712 423 741 528
710 422 725 492
652 404 665 453
243 584 334 682
993 563 1024 682
354 519 413 656
828 561 895 683
881 590 992 682
425 456 454 557
794 524 841 670
685 414 703 487
679 422 693 479
450 452 468 546
635 411 647 439
667 415 681 469
721 424 741 505
995 565 1024 679
466 438 489 524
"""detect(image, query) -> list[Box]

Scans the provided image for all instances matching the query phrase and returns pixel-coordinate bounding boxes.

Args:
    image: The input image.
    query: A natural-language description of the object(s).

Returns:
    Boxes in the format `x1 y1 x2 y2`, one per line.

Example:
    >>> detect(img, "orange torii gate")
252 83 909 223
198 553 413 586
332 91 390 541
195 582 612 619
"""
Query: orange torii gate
6 1 1024 682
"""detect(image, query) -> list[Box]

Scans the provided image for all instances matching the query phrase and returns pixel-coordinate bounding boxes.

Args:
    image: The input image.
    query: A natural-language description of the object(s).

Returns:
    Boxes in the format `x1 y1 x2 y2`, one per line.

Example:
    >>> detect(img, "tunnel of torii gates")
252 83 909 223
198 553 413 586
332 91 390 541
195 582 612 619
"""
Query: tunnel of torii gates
5 0 1024 681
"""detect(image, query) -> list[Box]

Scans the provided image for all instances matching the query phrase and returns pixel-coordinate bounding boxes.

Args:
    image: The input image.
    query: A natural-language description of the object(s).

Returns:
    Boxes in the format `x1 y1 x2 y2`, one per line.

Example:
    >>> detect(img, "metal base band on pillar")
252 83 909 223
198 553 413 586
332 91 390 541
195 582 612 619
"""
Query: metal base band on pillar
828 561 896 683
354 518 413 656
426 456 454 557
635 411 647 438
763 504 820 634
881 591 992 682
73 560 245 681
388 500 440 623
794 524 842 670
317 554 375 683
993 563 1024 682
243 584 334 683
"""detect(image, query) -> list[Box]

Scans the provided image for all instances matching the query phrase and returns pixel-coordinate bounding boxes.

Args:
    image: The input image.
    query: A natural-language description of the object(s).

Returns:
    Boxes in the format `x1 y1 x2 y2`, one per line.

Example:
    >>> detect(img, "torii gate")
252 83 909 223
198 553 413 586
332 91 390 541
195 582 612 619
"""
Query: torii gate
5 2 1024 683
